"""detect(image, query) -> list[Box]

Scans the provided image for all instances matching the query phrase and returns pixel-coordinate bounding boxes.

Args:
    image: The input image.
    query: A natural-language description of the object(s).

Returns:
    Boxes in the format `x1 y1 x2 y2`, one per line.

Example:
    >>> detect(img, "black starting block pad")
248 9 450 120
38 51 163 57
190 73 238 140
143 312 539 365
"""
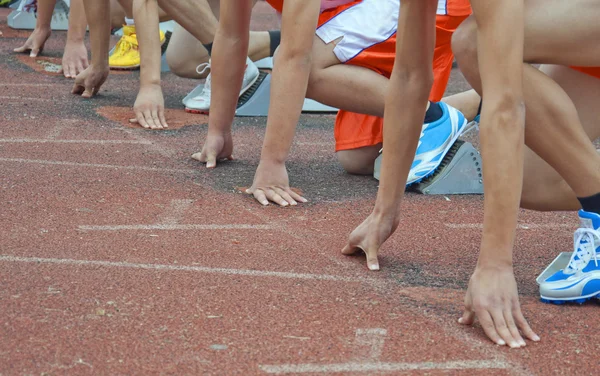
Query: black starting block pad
182 72 338 116
374 140 484 195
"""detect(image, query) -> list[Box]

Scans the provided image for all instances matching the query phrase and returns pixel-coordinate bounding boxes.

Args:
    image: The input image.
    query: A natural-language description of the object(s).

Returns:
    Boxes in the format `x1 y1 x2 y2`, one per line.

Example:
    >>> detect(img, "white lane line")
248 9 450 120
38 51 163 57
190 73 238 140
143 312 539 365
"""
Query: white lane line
0 138 152 145
78 224 273 231
0 96 54 102
0 255 369 283
0 83 61 87
117 128 176 158
446 223 573 230
354 329 387 361
294 142 331 147
0 158 196 174
47 123 67 139
259 360 507 374
159 199 195 225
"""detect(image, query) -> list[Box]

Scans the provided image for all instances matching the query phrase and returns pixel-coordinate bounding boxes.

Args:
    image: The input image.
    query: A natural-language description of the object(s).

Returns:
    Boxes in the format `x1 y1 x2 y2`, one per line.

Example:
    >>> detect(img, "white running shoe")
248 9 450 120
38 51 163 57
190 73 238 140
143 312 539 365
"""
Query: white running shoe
185 57 260 114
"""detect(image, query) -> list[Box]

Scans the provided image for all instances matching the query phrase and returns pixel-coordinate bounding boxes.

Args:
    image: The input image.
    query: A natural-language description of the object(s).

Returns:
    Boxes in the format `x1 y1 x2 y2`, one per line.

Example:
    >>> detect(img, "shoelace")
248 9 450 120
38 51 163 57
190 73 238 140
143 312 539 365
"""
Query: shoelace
192 62 212 101
114 35 139 55
565 227 600 274
22 0 37 13
196 62 211 76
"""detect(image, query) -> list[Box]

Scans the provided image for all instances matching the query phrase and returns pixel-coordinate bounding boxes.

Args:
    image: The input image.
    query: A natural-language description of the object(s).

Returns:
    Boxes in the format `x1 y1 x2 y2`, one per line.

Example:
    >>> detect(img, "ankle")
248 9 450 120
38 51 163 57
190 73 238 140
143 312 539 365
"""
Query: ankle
578 192 600 214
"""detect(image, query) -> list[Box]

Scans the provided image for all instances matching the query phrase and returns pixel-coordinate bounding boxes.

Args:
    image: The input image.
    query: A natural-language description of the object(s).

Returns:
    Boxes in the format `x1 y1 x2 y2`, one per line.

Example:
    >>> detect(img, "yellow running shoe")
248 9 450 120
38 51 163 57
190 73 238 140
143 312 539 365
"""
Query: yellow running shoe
109 25 166 70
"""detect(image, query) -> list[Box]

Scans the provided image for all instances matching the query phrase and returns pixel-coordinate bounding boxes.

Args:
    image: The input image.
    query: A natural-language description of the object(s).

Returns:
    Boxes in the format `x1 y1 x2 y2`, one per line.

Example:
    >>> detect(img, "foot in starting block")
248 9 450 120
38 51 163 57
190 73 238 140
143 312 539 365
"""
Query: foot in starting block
182 71 338 116
374 139 484 195
8 0 70 31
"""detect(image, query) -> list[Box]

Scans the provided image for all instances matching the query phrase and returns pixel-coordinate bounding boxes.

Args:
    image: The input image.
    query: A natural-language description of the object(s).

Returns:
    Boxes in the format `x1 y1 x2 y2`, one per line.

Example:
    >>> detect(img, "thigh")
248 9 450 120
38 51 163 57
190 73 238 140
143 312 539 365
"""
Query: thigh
311 34 342 71
524 65 600 185
523 0 600 65
456 0 600 68
543 65 600 140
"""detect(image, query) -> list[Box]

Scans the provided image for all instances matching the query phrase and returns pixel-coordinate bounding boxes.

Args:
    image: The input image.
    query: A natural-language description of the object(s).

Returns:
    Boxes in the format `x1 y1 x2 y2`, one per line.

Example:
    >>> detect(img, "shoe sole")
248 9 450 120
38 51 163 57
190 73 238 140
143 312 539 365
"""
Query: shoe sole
407 116 469 186
185 69 260 115
110 65 140 71
540 291 600 305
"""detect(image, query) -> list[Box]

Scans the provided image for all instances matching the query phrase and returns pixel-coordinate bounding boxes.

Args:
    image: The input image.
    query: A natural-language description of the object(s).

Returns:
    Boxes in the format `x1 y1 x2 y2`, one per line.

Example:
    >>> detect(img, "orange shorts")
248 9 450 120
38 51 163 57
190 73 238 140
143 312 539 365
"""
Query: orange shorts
263 0 471 152
571 66 600 79
334 14 468 151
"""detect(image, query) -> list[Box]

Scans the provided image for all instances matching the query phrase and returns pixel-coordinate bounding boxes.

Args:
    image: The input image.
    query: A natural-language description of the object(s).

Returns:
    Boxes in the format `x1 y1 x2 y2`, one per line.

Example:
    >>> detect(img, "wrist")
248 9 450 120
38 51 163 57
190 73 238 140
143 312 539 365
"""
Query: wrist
35 24 52 33
91 60 109 71
140 80 161 89
207 128 232 138
372 194 402 221
477 245 513 269
371 206 400 228
66 35 85 44
258 156 285 168
259 147 287 165
474 261 514 275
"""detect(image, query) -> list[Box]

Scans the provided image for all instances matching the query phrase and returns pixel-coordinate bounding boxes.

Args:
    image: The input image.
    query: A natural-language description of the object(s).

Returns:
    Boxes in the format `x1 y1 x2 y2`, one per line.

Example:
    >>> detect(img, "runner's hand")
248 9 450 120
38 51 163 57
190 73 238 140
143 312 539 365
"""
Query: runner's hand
246 160 307 207
60 40 89 78
131 84 168 129
72 63 109 98
14 27 51 57
459 265 540 347
192 131 234 168
342 212 399 271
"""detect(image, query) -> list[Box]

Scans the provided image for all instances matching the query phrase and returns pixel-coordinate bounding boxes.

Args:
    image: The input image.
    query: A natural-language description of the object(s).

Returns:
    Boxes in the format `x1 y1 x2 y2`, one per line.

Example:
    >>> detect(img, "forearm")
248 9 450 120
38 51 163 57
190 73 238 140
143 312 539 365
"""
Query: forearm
66 0 87 43
207 0 252 135
260 0 320 163
374 75 431 217
36 0 58 29
157 0 218 44
373 0 438 218
83 0 110 67
133 0 162 86
260 52 312 164
472 0 525 266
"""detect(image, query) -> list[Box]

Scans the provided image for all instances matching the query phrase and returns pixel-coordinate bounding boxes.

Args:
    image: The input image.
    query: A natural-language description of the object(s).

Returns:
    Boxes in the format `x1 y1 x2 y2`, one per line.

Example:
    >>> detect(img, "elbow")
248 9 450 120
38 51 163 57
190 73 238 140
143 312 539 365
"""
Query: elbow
276 45 312 69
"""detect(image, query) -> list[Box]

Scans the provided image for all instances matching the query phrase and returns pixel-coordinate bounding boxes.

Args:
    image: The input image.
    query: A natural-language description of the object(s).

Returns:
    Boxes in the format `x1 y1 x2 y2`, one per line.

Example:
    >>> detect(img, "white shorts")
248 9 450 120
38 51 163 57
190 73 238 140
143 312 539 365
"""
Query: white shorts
315 0 449 63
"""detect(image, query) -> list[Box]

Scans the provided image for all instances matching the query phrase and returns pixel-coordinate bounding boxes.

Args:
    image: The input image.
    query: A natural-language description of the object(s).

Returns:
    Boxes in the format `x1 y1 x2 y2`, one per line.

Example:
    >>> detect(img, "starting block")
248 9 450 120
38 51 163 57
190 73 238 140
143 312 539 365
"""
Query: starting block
182 71 338 116
8 0 70 31
536 252 571 286
374 139 484 195
255 57 274 70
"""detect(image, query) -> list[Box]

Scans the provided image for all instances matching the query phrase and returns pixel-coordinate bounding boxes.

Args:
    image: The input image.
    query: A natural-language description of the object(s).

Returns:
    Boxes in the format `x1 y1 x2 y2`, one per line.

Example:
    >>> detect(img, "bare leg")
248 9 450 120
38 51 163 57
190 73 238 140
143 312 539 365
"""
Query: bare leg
166 24 211 78
116 0 169 21
306 36 389 117
442 89 480 122
521 65 600 211
166 25 272 79
337 144 382 175
453 2 600 207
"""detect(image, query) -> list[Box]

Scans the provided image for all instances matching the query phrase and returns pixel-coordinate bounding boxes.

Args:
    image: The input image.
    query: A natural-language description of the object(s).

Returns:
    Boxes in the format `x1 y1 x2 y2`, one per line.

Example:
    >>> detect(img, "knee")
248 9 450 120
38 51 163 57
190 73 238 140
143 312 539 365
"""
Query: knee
451 16 477 68
520 183 552 211
166 49 209 79
336 149 378 175
520 177 543 210
520 170 563 211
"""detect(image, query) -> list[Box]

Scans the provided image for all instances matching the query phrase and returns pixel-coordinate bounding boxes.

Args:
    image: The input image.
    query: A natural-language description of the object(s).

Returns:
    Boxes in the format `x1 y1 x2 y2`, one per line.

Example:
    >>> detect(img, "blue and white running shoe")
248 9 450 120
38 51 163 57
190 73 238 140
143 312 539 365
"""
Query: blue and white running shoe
406 102 468 185
540 210 600 304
